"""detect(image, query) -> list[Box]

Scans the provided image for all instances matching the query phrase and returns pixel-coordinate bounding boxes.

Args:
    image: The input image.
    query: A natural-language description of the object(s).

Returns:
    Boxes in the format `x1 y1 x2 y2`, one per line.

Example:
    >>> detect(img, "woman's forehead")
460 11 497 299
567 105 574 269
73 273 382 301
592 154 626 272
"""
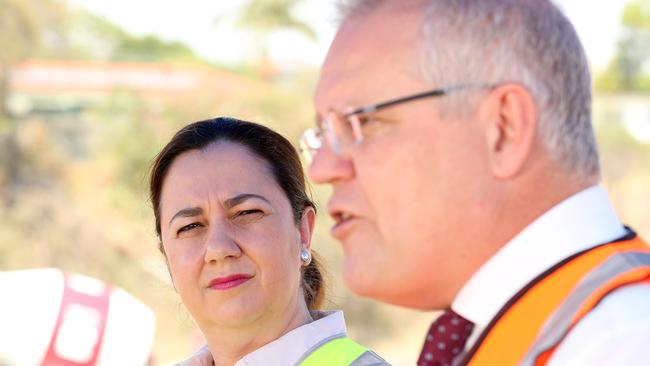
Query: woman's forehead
170 143 272 180
160 143 284 209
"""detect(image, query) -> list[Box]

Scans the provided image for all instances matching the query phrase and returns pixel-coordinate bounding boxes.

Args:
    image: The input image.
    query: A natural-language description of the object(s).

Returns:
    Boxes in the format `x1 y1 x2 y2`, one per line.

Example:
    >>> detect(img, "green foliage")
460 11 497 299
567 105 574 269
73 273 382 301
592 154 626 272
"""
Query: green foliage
0 0 68 64
1 4 206 63
596 0 650 92
65 10 205 63
111 35 199 62
216 0 316 77
622 0 650 29
0 0 68 125
238 0 317 40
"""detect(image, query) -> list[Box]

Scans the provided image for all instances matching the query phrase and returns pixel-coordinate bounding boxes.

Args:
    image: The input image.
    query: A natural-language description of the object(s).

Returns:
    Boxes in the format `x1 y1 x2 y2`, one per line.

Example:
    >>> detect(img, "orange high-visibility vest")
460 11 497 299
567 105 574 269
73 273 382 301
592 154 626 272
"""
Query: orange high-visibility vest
460 233 650 366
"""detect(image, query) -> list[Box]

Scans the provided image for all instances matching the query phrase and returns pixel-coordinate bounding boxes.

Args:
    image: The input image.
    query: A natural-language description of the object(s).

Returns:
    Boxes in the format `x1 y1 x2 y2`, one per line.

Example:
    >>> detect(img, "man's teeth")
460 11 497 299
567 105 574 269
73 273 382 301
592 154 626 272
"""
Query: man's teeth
340 212 352 221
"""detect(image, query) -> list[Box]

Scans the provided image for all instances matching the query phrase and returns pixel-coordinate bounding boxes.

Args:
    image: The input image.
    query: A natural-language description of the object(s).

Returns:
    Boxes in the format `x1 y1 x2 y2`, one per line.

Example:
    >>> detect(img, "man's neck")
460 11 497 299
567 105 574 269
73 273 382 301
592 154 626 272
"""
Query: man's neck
447 164 598 308
490 159 598 254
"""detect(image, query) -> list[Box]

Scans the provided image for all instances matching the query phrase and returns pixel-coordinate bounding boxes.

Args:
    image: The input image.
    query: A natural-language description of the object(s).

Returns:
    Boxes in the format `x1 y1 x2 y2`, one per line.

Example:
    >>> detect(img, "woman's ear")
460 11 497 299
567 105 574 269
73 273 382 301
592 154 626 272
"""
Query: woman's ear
298 207 316 250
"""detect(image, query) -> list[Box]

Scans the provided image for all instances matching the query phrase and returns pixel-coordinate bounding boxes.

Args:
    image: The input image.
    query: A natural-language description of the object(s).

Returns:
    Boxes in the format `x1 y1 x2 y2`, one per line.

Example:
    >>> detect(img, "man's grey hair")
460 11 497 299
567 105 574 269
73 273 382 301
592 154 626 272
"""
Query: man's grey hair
336 0 600 180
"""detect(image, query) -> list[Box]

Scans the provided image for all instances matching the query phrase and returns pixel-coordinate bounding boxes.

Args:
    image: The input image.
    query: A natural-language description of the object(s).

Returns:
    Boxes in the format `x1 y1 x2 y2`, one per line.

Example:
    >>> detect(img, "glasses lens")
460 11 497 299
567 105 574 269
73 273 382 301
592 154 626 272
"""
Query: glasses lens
324 113 344 155
300 128 322 161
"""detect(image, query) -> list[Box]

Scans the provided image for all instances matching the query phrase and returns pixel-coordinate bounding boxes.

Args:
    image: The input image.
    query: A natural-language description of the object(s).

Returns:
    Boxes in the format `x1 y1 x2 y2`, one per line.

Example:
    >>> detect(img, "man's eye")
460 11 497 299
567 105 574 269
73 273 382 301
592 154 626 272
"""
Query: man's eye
177 223 201 235
357 115 372 126
351 114 384 128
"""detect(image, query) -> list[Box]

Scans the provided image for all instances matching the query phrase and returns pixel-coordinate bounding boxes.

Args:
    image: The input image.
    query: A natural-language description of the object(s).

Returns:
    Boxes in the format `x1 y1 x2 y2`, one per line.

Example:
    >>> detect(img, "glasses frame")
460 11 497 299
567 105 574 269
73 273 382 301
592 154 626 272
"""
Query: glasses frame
302 83 498 158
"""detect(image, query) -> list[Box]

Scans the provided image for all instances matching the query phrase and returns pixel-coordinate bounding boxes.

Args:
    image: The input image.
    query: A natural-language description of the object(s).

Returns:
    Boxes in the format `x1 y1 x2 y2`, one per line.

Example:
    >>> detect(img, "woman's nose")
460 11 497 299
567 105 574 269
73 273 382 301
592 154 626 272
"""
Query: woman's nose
203 223 242 264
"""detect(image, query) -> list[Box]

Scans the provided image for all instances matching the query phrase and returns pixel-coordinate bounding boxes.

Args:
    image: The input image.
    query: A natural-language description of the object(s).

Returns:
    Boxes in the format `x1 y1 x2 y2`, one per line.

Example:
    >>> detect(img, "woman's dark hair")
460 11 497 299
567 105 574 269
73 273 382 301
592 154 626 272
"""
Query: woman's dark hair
149 117 324 309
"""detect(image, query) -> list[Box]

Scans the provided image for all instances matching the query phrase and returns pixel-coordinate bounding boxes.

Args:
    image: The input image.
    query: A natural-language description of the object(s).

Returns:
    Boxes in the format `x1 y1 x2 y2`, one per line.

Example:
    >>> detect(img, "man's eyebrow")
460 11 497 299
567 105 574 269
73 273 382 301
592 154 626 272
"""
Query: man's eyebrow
169 207 203 226
223 193 271 209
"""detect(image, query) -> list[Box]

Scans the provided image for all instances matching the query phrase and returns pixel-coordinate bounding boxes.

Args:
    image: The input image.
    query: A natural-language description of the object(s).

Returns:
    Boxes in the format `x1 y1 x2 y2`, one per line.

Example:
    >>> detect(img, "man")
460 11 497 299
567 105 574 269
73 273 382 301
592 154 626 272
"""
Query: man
301 0 650 365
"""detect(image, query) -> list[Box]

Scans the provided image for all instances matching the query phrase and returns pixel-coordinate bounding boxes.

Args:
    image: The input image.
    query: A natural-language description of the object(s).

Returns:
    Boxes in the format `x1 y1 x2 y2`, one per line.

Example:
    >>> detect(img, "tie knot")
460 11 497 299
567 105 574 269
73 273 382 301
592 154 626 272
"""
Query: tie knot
418 309 474 366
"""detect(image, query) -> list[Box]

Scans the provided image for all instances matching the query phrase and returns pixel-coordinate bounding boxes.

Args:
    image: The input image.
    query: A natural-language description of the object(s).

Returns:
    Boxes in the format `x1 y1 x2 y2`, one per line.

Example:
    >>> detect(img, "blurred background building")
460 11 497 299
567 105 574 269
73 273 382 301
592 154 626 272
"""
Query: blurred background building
0 0 649 365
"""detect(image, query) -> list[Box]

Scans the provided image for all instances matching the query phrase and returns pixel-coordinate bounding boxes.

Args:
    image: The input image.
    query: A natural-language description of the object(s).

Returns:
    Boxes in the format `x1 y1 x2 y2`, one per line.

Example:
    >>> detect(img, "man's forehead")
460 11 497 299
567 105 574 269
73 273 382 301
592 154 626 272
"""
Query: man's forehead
315 7 423 110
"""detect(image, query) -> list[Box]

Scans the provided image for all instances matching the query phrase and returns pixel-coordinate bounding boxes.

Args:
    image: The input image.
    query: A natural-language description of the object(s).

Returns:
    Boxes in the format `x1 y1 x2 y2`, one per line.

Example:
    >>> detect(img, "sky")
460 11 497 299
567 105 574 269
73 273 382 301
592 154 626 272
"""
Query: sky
67 0 627 72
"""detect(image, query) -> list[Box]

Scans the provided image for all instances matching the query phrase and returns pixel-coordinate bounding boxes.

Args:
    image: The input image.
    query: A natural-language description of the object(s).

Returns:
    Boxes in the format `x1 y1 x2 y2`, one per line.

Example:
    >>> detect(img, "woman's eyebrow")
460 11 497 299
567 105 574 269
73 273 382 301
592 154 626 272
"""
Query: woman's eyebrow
169 207 202 226
223 193 271 209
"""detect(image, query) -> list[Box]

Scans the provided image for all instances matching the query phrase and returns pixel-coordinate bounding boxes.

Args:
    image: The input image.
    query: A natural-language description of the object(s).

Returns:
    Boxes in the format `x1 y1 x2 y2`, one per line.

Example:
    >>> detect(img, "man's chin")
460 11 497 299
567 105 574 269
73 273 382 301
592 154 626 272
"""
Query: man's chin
341 258 398 303
342 262 446 309
341 257 379 298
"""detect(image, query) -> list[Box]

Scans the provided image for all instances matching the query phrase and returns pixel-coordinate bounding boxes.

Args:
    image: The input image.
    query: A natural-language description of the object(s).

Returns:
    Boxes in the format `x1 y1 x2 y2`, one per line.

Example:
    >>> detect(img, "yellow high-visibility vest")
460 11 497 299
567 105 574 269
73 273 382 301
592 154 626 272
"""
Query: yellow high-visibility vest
300 336 389 365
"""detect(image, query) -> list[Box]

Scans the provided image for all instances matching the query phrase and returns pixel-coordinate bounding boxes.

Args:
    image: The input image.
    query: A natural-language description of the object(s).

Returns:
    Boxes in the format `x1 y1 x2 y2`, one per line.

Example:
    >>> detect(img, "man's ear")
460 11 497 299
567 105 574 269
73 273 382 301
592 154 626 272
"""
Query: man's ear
480 83 538 179
298 207 316 251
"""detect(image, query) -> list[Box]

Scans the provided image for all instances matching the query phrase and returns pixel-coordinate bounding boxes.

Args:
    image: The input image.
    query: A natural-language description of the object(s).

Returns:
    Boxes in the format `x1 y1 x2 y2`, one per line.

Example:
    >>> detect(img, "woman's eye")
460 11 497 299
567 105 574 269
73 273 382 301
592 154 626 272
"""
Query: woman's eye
233 209 265 223
238 209 263 217
177 223 201 235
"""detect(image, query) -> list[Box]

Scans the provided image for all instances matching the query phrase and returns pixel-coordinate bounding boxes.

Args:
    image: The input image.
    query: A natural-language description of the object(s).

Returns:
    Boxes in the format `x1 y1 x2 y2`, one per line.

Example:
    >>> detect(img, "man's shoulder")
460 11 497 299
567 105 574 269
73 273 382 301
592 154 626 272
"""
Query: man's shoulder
580 282 650 329
549 283 650 365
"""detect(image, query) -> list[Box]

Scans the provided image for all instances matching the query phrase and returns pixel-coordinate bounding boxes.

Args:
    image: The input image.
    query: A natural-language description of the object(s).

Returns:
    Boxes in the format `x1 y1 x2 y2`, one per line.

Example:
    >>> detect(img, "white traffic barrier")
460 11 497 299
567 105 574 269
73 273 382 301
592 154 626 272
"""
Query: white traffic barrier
0 268 156 366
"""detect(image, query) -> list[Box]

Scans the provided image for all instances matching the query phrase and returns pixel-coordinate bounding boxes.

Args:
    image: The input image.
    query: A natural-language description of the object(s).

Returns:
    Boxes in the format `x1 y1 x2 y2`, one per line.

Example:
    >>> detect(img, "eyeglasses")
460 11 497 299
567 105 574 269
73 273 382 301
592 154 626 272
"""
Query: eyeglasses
301 83 497 161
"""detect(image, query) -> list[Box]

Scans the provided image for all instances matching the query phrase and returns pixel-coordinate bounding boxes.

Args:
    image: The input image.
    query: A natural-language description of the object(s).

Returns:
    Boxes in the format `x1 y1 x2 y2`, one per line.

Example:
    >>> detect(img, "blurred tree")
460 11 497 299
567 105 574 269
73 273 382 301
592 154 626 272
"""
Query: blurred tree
66 11 205 63
112 35 199 62
0 0 68 207
0 1 209 207
0 0 68 113
217 0 317 77
237 0 316 40
596 0 650 91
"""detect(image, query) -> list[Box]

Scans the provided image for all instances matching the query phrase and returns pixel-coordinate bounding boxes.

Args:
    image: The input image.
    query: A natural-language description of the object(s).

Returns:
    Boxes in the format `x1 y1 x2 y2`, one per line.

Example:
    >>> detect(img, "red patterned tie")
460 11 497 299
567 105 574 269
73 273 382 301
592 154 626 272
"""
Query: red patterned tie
417 309 475 366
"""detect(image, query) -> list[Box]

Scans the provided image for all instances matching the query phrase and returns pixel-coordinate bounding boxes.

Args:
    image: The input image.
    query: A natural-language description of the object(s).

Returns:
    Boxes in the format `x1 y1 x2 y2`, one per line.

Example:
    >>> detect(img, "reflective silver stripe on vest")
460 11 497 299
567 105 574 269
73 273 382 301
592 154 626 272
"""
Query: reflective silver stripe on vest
350 351 392 366
520 251 650 366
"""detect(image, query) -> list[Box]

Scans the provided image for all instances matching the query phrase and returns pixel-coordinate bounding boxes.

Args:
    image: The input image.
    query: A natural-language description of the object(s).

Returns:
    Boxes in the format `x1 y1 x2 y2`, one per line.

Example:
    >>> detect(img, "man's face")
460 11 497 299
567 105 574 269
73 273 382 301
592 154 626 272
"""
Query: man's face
309 4 493 309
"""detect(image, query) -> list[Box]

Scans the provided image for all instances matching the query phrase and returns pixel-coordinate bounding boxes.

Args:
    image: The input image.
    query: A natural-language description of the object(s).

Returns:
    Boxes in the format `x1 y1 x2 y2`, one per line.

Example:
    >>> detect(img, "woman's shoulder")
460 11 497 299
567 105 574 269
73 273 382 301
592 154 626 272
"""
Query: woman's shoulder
300 335 391 366
298 310 391 365
174 311 391 366
174 345 213 366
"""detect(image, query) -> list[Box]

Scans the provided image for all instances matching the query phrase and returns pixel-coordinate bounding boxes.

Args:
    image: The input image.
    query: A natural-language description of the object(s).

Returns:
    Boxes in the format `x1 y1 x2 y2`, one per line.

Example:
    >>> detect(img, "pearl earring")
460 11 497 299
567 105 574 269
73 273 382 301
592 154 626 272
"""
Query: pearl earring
300 248 311 266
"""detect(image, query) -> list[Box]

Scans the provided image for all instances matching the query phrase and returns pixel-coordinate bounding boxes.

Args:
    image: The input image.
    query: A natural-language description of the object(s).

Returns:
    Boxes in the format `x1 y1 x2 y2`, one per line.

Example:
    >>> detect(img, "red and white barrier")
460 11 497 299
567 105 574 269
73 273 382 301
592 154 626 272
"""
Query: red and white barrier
0 268 156 366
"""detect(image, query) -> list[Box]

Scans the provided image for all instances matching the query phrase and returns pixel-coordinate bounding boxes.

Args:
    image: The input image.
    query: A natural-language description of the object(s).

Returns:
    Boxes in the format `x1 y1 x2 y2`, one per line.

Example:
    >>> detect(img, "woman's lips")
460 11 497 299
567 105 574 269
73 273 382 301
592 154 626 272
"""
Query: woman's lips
208 274 252 290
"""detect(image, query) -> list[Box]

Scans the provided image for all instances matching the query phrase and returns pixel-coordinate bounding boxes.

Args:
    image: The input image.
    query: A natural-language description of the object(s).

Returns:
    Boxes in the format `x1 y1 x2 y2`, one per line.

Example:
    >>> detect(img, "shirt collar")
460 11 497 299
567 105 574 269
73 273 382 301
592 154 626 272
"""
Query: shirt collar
236 310 347 366
452 185 626 328
179 310 347 366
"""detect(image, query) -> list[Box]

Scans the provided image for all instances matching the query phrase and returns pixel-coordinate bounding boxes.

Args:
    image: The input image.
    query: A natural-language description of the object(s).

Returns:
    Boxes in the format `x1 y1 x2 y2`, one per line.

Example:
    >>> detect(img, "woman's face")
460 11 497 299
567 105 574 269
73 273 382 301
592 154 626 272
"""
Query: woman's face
159 142 313 328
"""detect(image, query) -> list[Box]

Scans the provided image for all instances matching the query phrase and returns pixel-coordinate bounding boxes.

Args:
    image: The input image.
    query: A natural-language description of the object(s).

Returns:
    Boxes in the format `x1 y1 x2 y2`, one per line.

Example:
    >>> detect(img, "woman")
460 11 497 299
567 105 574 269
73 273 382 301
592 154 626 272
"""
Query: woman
149 117 389 366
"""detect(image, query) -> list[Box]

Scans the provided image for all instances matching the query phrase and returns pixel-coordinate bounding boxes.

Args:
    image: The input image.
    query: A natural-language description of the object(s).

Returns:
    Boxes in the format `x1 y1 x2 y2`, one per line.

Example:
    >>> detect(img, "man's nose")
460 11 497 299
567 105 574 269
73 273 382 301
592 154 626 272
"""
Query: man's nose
308 144 355 184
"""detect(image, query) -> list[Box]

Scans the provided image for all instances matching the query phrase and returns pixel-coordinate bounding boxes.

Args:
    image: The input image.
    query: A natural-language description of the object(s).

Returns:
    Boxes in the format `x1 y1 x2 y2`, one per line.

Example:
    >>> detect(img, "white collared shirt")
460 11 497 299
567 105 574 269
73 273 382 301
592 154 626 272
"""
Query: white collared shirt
452 185 650 365
178 310 348 366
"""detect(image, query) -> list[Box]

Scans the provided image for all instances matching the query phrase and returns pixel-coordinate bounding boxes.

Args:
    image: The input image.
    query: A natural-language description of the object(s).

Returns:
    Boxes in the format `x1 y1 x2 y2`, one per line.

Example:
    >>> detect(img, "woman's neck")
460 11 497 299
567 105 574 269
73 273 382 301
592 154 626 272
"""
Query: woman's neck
203 302 313 366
